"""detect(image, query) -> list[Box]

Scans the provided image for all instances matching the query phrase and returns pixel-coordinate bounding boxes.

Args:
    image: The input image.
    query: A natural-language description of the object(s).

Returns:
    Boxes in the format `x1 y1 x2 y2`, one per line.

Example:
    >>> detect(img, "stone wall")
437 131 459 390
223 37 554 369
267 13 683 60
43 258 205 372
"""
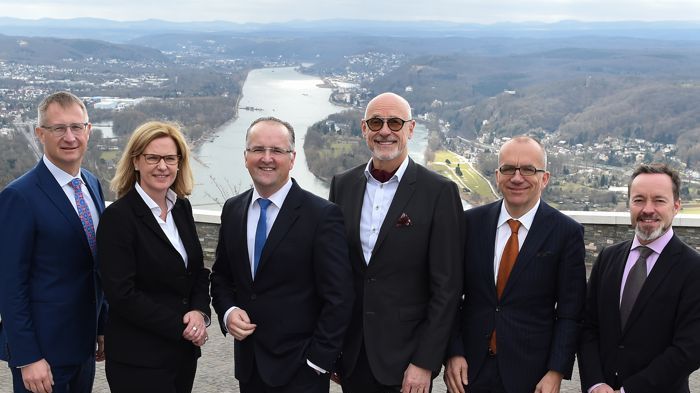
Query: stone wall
193 209 700 271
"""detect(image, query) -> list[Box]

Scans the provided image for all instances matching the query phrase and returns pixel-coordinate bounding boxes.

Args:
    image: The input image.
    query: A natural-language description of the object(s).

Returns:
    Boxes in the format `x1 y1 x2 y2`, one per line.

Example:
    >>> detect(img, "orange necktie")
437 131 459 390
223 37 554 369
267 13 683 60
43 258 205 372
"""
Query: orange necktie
489 219 521 354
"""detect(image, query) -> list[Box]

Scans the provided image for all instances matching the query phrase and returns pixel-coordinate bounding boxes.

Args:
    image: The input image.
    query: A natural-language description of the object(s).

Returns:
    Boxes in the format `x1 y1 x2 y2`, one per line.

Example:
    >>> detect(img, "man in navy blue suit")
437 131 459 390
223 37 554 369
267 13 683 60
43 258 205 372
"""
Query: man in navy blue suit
445 136 586 393
0 91 107 393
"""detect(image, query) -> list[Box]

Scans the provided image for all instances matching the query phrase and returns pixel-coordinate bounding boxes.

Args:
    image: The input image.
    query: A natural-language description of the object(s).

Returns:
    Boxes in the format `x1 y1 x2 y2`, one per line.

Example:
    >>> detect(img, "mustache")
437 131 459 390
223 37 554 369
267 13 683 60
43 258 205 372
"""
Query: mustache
637 213 659 221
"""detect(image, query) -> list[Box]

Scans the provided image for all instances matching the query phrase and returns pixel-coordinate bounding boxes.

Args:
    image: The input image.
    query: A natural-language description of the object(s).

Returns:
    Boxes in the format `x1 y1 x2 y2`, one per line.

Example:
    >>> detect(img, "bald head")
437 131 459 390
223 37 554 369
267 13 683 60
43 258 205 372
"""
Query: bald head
498 136 547 170
365 92 412 120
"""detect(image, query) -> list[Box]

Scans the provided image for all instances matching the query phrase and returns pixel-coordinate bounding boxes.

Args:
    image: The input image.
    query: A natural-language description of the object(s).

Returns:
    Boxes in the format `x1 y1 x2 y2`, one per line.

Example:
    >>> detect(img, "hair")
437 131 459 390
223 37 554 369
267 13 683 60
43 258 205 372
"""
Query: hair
498 136 548 169
37 91 88 127
245 116 295 150
111 121 194 199
628 163 681 201
364 92 413 120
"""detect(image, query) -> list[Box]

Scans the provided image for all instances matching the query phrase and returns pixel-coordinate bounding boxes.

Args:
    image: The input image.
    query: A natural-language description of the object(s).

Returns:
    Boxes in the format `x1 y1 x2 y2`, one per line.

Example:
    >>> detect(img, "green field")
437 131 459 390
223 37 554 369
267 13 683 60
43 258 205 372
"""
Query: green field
428 150 498 203
681 204 700 215
100 150 120 161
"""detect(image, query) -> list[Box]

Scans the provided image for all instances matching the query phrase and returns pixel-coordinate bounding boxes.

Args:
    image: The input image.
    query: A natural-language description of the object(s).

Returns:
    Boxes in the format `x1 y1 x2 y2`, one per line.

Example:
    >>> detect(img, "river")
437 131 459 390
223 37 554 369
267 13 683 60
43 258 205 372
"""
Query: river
189 67 429 208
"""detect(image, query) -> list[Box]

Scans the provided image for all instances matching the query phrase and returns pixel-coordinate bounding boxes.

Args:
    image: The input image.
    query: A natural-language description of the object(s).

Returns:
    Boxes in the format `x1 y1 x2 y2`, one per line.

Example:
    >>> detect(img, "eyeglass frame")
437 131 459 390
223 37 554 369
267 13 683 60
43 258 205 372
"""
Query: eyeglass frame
141 154 181 165
39 122 90 137
363 117 413 132
498 164 546 176
245 146 294 156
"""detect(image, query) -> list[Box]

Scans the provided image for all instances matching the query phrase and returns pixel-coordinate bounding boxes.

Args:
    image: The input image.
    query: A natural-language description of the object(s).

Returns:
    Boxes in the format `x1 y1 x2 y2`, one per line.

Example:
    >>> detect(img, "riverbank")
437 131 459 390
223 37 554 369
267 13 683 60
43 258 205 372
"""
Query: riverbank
190 69 250 150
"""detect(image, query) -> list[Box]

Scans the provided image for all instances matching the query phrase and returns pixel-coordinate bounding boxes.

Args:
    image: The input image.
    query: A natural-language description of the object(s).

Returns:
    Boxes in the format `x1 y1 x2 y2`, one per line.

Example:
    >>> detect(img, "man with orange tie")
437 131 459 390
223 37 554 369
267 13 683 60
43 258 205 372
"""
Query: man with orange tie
0 91 107 393
444 136 586 393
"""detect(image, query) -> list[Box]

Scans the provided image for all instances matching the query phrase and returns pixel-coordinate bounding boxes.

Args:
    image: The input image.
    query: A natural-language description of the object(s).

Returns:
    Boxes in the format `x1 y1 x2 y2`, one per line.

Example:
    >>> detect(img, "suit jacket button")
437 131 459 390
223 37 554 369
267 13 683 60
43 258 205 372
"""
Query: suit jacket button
182 298 189 305
251 294 257 300
618 345 625 349
495 307 500 312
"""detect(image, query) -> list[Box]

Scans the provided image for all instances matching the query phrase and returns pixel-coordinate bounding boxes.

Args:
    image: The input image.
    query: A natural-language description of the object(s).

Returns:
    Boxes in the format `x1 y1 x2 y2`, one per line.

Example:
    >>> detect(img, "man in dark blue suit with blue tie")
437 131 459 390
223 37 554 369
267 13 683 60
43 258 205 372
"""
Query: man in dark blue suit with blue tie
445 136 587 393
0 91 107 393
211 117 354 393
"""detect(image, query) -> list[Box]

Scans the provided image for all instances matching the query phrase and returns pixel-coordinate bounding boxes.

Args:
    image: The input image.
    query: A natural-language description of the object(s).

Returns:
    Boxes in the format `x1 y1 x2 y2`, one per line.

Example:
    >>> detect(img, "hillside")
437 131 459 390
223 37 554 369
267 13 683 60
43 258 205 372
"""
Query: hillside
0 34 168 64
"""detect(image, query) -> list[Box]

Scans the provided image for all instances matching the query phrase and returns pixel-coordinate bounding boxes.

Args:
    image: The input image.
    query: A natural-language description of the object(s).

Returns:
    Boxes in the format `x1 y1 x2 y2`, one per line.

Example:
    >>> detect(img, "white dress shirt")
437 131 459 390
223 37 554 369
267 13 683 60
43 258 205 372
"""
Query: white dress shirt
492 199 541 282
43 155 99 229
134 182 188 266
359 156 410 264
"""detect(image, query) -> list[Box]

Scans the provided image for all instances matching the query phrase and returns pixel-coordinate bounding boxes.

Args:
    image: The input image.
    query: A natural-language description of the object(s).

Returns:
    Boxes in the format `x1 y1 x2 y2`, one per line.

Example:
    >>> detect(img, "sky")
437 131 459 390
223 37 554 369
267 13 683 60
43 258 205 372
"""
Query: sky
2 0 700 24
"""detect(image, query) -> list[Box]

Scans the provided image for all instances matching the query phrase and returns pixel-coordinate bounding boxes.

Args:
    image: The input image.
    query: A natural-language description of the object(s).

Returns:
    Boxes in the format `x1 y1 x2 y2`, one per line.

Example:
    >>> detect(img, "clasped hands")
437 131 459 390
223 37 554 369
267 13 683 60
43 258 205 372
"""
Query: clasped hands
182 310 208 347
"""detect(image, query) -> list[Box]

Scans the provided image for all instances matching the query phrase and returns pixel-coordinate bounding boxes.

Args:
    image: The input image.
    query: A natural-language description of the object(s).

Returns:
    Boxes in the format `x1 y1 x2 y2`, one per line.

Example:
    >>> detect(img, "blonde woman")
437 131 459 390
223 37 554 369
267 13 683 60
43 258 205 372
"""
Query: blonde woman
97 121 210 393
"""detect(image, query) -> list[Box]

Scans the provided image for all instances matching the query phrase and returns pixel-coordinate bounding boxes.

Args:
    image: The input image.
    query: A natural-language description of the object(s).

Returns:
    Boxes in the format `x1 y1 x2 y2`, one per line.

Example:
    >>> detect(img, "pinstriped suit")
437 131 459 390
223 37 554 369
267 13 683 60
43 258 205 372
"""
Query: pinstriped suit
447 200 586 393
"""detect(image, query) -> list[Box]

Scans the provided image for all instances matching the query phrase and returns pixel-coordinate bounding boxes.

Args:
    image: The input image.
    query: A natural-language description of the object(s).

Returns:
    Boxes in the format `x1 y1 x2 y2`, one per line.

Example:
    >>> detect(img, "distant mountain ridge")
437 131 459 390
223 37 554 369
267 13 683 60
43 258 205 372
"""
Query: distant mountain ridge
2 17 700 43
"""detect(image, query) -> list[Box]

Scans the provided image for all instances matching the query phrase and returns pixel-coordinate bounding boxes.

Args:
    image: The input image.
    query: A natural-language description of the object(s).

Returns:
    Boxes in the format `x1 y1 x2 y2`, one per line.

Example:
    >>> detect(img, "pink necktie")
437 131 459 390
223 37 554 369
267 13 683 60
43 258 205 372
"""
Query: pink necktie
70 178 97 258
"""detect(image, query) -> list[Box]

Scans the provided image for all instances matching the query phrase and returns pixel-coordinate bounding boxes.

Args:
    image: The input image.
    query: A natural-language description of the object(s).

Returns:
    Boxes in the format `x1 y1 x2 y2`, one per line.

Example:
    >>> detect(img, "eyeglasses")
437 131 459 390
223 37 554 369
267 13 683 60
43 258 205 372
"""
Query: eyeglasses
498 165 545 176
364 117 412 132
245 146 294 156
40 123 89 137
142 154 180 165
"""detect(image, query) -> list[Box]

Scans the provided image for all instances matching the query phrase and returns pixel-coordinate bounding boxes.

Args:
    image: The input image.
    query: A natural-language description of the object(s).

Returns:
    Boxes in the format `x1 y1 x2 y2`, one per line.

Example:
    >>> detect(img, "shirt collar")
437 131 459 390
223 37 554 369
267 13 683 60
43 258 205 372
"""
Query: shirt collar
363 155 410 183
631 226 675 255
497 199 541 231
250 178 293 209
135 182 177 215
43 155 83 187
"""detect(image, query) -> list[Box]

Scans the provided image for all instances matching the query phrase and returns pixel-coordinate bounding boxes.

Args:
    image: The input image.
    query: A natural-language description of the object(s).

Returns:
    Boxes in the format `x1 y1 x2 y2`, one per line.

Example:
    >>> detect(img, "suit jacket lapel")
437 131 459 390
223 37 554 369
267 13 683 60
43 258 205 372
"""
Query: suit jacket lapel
371 159 417 262
82 172 105 214
606 240 632 335
348 169 369 267
256 181 301 276
235 190 255 284
171 199 198 270
501 202 555 299
482 202 501 294
129 188 171 244
622 235 682 334
34 161 89 249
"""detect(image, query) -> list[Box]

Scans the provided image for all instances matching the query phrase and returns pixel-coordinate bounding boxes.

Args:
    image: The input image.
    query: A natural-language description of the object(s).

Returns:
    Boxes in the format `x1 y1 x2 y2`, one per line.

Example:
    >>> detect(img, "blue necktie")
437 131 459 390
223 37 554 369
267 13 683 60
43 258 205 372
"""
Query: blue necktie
253 198 272 278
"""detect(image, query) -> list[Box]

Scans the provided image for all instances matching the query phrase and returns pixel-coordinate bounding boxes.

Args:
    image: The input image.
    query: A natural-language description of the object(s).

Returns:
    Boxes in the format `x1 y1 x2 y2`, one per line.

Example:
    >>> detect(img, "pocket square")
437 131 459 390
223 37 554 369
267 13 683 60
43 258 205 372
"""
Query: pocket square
396 212 412 227
536 250 554 257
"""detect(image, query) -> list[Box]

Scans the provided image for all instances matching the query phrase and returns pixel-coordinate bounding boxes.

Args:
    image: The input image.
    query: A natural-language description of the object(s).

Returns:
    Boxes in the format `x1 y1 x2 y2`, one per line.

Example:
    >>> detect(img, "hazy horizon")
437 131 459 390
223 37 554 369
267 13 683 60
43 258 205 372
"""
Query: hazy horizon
1 0 699 24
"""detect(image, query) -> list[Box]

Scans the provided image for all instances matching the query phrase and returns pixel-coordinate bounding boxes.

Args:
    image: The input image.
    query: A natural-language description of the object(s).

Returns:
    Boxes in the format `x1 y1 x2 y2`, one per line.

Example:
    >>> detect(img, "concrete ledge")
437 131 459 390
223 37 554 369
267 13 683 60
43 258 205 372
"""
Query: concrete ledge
192 207 700 227
193 208 221 224
564 211 700 227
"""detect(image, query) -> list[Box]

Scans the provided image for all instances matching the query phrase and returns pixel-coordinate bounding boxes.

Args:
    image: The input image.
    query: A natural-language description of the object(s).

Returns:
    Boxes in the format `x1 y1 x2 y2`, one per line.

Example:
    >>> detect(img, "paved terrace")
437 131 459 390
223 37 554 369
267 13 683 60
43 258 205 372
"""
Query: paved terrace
2 211 699 392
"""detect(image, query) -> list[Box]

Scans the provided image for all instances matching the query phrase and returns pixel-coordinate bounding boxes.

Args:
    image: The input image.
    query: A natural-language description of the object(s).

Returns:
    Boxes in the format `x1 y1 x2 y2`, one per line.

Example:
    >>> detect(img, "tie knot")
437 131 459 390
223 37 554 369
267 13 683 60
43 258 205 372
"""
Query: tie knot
636 246 653 260
258 198 272 210
70 178 82 191
507 219 521 233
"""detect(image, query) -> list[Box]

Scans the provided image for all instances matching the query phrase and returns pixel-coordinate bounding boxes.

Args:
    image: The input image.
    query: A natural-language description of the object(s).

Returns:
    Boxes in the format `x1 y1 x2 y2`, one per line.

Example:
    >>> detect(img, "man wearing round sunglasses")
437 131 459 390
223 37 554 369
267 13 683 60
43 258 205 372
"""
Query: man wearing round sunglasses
330 92 463 393
445 136 586 393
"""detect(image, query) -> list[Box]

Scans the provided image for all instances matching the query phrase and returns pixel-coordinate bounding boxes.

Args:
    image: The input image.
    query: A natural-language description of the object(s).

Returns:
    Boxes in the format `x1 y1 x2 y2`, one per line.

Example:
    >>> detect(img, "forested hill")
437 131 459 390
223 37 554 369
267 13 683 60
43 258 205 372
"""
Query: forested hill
367 46 700 166
0 34 167 64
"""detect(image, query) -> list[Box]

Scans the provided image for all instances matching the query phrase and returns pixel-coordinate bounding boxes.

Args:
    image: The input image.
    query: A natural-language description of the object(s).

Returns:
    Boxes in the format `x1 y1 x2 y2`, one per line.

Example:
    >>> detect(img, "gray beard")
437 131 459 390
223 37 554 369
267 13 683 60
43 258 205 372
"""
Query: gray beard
634 223 668 243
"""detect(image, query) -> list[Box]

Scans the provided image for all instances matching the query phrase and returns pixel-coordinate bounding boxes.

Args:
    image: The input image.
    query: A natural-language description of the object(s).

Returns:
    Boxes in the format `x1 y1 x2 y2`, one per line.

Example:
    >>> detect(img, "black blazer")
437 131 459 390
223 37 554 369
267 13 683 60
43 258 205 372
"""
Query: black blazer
447 200 586 393
97 187 211 368
210 180 354 387
329 159 464 386
579 234 700 393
